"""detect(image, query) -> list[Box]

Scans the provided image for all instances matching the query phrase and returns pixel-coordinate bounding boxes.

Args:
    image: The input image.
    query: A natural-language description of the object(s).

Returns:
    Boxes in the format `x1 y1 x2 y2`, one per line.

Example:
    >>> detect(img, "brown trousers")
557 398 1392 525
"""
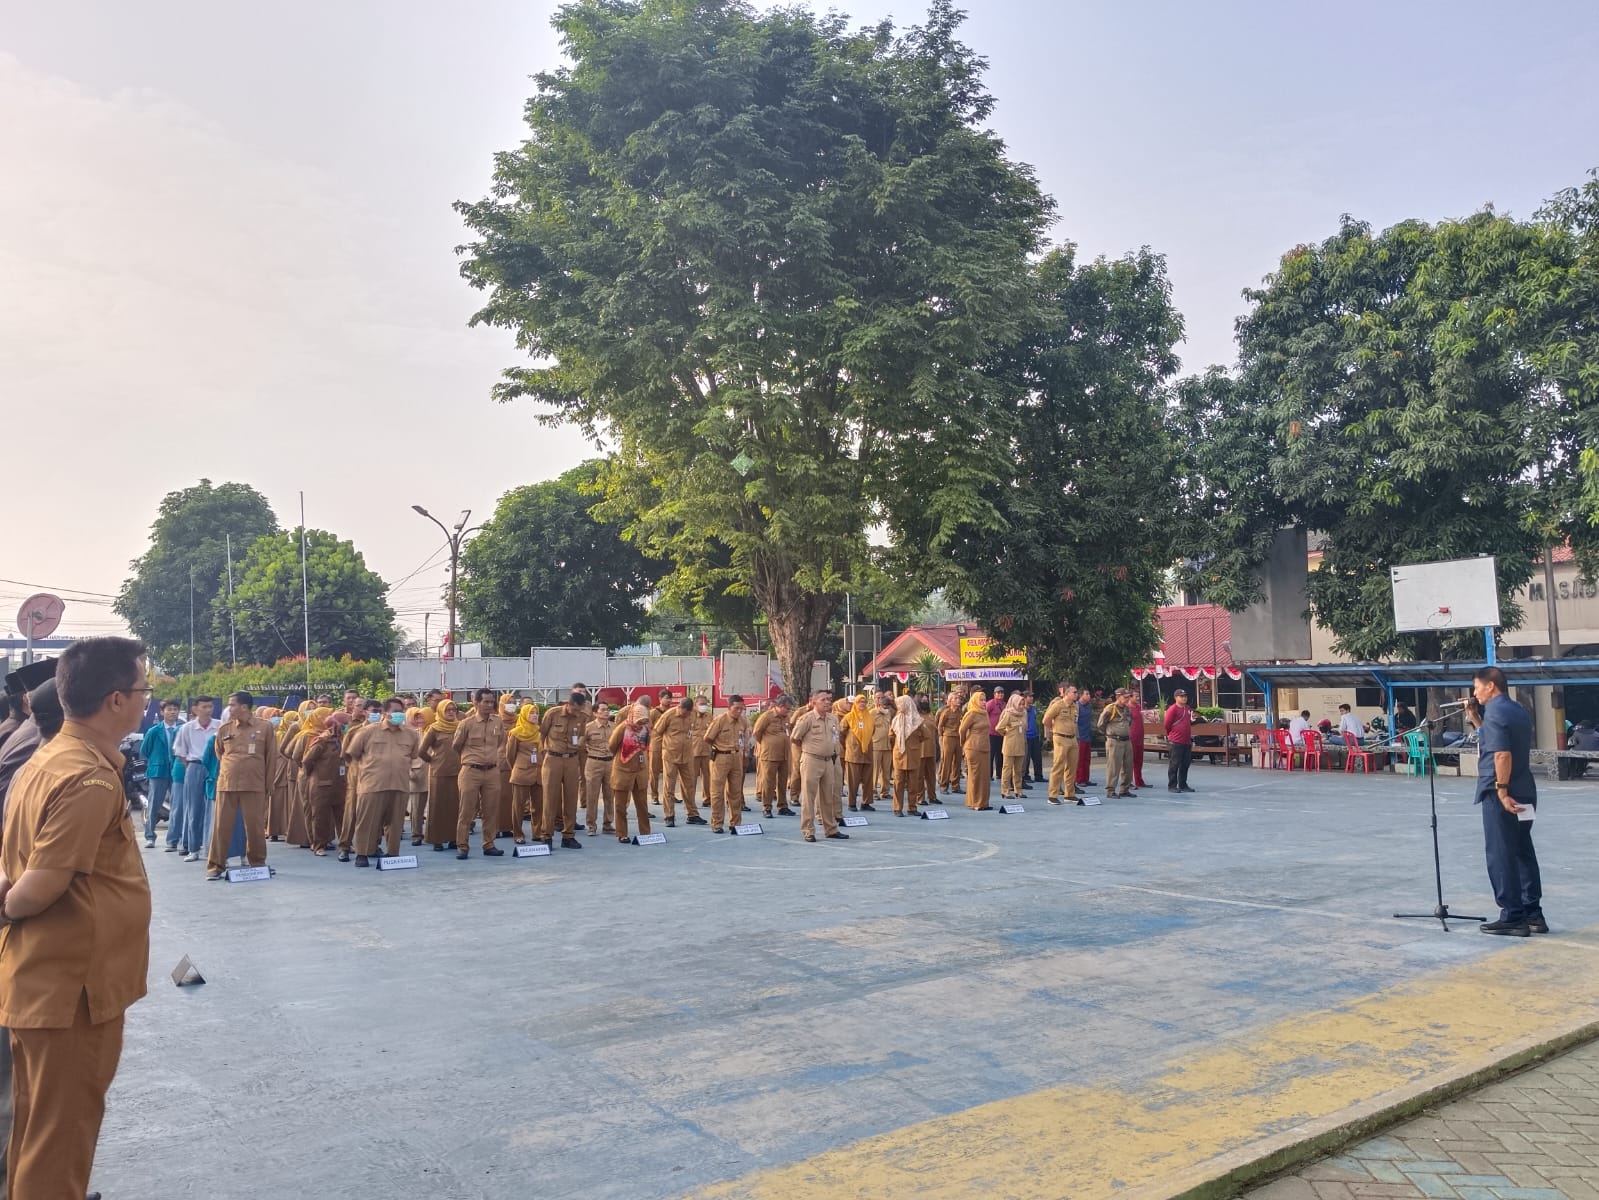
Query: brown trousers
800 752 839 838
1049 735 1079 800
965 750 992 808
613 767 650 839
1001 753 1026 796
285 776 309 846
356 789 405 857
920 754 937 805
207 789 267 871
309 786 342 851
340 778 361 852
649 740 666 802
662 756 699 820
583 759 614 831
1106 737 1133 794
756 758 789 813
938 737 962 790
427 773 460 848
709 752 743 831
844 758 872 808
872 749 894 799
408 767 428 841
894 761 923 815
540 755 582 840
268 780 289 839
8 993 123 1200
786 754 802 803
456 766 501 850
511 785 539 842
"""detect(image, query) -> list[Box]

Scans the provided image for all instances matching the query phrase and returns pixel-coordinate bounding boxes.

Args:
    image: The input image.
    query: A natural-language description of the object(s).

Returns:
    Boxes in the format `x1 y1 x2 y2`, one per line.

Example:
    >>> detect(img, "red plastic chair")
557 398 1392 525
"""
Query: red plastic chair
1272 729 1296 770
1301 729 1324 772
1343 732 1377 774
1253 730 1274 768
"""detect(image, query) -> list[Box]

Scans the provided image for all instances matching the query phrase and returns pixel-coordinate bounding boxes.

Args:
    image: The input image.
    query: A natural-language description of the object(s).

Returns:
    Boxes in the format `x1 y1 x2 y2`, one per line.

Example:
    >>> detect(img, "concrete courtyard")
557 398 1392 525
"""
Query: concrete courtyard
96 759 1599 1199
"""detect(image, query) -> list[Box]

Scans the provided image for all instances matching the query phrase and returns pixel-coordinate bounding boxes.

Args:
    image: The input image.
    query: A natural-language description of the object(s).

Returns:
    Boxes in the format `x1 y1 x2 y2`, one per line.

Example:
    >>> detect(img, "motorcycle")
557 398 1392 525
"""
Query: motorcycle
118 734 149 814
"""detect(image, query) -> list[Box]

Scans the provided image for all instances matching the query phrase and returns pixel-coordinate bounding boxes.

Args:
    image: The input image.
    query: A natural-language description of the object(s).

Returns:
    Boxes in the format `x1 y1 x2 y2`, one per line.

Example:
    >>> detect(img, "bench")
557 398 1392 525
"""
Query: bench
1145 722 1262 766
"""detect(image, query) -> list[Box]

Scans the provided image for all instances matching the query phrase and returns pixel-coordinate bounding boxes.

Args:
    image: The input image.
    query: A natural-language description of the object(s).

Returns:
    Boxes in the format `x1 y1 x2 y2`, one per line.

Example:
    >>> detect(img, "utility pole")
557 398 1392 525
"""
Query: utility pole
188 565 196 677
225 532 237 667
411 506 478 661
300 493 313 695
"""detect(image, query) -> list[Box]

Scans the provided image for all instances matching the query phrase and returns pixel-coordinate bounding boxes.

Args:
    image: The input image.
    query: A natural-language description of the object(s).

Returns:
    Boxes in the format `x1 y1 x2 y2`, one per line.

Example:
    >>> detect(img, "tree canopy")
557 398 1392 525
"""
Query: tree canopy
457 0 1051 697
114 479 280 669
457 463 661 653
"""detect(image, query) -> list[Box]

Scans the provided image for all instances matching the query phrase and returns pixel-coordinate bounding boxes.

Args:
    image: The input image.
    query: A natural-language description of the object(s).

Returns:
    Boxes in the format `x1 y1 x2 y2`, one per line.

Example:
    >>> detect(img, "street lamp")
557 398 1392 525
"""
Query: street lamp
412 505 477 659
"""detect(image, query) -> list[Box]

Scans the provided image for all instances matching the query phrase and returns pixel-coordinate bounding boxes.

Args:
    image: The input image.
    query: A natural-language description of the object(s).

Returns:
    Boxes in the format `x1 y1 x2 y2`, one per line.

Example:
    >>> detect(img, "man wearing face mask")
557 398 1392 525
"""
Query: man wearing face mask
581 705 616 836
336 700 384 860
345 698 421 867
452 689 507 859
703 697 750 833
691 696 714 813
538 690 590 849
205 693 277 881
0 637 152 1200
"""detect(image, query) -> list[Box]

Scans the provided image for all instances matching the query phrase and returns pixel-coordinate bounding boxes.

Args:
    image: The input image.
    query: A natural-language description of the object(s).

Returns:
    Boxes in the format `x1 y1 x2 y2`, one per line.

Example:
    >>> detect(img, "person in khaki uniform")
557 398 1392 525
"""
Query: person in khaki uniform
0 636 151 1200
452 689 507 859
582 706 616 835
916 696 940 807
996 693 1028 799
935 692 964 793
1098 688 1137 798
841 693 876 812
890 695 933 816
791 691 847 842
538 691 589 849
751 698 793 817
690 698 714 809
870 693 895 804
504 703 543 846
205 691 277 880
648 689 672 804
656 697 703 827
609 703 652 841
1043 683 1081 804
958 690 993 810
279 711 311 848
406 707 431 845
418 701 462 852
785 705 804 806
338 701 381 858
345 697 420 867
301 711 350 856
702 698 750 833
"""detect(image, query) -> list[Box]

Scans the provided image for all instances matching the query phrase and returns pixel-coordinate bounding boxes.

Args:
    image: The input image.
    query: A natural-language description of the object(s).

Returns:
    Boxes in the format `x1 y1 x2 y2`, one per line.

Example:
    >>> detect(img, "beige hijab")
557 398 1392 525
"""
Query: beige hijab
891 694 923 748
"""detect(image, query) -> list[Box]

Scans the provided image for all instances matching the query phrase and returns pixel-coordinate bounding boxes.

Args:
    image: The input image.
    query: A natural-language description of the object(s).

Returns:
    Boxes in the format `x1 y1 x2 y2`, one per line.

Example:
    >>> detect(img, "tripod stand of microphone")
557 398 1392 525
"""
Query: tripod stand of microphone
1383 701 1487 931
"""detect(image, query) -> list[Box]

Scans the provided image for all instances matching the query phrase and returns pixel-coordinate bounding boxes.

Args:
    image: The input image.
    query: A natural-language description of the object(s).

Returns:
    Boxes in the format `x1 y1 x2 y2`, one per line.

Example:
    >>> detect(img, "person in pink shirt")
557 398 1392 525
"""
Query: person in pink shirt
1164 688 1195 793
984 687 1006 781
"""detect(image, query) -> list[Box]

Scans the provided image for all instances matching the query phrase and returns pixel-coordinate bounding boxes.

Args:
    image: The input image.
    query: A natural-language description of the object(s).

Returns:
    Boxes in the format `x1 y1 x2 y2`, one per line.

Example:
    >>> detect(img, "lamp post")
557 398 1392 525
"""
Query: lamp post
412 506 477 660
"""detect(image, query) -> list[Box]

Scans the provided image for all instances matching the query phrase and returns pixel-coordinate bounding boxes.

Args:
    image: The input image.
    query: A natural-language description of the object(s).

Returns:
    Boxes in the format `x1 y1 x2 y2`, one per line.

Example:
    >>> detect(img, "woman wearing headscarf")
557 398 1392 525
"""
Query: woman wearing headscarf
996 693 1028 799
497 693 520 838
609 701 653 842
279 709 310 847
958 689 993 810
407 706 431 846
288 708 323 848
504 702 543 846
842 693 876 812
890 695 932 817
418 700 462 851
301 709 350 856
256 708 289 841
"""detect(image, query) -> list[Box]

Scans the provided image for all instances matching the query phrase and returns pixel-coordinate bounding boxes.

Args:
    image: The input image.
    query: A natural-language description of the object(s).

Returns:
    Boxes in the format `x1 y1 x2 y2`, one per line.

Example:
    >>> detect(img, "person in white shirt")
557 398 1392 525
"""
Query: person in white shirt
1288 710 1312 747
170 696 222 861
1336 704 1366 743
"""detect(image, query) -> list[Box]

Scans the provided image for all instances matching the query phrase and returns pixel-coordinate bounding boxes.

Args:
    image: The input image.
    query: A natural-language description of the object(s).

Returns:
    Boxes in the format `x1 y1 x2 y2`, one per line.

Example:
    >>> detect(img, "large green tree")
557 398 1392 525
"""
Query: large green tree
218 530 397 663
115 479 280 669
1183 206 1593 660
922 246 1185 685
456 0 1050 697
457 463 661 653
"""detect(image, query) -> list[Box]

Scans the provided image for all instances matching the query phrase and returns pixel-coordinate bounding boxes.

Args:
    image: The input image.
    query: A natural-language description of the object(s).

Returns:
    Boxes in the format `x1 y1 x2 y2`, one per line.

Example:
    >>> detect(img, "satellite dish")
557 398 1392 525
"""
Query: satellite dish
17 593 65 640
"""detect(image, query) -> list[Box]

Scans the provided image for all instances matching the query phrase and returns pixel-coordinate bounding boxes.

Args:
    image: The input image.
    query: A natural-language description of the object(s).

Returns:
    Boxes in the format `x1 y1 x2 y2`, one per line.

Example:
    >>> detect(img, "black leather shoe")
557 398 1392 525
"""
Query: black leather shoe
686 815 708 826
561 837 583 849
1529 917 1550 934
712 827 725 834
665 817 677 827
355 855 370 868
826 831 850 840
456 849 469 859
482 846 505 857
860 803 876 812
1480 919 1530 936
432 844 447 851
337 851 350 862
1180 786 1197 793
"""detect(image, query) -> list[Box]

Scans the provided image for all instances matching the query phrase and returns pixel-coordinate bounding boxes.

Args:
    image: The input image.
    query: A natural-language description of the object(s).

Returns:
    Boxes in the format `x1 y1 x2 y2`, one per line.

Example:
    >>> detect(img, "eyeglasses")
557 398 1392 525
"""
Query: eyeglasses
112 686 154 701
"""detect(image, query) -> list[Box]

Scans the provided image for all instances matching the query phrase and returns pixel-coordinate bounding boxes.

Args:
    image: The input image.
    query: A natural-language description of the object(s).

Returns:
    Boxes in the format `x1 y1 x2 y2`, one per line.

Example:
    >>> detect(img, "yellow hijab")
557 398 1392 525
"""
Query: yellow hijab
407 706 429 729
431 700 460 734
966 689 987 712
509 702 542 744
845 694 875 754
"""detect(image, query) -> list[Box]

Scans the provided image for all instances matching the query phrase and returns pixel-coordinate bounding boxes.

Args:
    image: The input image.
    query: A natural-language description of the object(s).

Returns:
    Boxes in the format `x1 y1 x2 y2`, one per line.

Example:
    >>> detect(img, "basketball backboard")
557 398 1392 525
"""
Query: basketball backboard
1390 557 1501 633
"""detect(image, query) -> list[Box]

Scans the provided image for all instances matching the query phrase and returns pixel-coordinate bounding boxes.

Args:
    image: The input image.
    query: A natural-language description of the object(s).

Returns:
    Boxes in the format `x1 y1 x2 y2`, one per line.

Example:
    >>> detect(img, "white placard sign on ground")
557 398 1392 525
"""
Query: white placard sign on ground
1390 557 1500 633
841 815 868 827
921 809 950 821
999 803 1025 814
376 855 418 871
225 866 270 883
634 832 667 846
732 823 764 836
514 843 551 857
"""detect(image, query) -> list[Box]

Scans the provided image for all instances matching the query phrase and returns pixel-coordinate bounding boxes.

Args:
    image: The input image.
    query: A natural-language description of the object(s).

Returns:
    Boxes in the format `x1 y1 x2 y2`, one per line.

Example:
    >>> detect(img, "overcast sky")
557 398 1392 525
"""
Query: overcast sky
4 0 1595 647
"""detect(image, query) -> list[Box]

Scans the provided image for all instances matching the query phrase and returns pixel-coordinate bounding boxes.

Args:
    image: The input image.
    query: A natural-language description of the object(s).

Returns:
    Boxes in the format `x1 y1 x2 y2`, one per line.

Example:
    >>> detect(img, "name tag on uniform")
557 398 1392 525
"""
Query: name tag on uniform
338 765 346 776
248 743 256 754
571 734 579 746
529 751 538 764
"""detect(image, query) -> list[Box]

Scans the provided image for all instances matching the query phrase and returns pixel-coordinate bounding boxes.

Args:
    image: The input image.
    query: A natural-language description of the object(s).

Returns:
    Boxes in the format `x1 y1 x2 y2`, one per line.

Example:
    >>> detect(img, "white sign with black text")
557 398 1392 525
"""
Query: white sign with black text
376 855 418 871
224 866 271 883
514 843 551 857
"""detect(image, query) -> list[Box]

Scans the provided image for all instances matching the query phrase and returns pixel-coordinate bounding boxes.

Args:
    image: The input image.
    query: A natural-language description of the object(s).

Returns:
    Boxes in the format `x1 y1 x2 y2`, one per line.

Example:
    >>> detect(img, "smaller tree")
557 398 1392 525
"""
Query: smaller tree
220 530 397 663
458 464 661 654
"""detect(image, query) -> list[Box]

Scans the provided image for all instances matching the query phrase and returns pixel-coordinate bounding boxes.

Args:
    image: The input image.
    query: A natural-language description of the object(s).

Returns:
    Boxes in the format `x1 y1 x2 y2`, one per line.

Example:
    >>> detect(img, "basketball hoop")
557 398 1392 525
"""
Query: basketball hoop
1427 606 1454 630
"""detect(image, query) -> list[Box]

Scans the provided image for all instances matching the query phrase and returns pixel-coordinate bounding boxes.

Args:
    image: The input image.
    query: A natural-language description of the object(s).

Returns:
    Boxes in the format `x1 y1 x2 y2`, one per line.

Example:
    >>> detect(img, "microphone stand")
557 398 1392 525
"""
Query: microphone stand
1388 707 1486 931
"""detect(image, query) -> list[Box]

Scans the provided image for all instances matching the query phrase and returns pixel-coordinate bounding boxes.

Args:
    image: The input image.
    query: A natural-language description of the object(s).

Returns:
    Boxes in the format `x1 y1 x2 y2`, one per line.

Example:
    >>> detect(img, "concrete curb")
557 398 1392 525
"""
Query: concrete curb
1118 1014 1599 1200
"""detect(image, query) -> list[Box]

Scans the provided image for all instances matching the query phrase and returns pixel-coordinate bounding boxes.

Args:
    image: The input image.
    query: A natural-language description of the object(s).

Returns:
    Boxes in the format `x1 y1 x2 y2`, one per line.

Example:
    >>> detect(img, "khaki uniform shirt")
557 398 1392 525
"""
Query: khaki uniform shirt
608 721 647 778
302 737 348 797
871 711 894 753
419 726 461 777
996 707 1027 756
704 712 748 755
893 721 933 770
0 728 151 1028
657 708 696 765
751 710 790 762
215 714 277 794
452 711 505 767
347 722 420 793
583 718 614 760
958 710 990 755
842 709 874 764
791 710 840 758
691 710 713 759
1043 698 1078 740
539 706 588 761
1098 703 1132 740
936 706 963 743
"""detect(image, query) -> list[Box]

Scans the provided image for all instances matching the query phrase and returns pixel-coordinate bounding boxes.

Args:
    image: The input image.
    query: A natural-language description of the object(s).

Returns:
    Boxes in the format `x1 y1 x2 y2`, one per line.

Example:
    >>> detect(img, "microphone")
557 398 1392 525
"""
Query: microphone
1436 700 1469 712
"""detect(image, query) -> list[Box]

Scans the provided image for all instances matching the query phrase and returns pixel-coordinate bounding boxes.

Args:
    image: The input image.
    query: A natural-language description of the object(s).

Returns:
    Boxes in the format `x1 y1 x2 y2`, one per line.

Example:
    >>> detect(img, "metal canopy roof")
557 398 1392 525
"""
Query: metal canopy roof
1245 658 1599 691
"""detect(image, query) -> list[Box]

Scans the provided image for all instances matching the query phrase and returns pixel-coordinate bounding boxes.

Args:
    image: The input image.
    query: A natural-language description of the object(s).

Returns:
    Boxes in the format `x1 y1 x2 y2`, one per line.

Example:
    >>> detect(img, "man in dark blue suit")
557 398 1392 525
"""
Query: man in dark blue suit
1466 666 1546 936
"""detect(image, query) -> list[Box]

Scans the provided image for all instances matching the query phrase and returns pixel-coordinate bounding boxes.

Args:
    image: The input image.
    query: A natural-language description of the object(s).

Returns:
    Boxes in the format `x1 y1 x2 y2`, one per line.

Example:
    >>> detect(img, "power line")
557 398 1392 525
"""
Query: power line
0 577 117 599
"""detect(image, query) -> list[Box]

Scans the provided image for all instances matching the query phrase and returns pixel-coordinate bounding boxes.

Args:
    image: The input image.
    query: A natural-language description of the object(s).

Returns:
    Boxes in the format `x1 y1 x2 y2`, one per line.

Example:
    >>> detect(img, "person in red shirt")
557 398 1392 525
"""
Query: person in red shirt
984 687 1006 781
1164 688 1195 793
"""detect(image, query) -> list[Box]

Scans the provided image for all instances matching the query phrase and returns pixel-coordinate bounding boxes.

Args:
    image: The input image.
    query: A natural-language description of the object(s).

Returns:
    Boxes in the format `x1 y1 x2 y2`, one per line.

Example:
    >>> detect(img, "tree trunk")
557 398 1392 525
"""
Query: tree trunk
753 564 841 702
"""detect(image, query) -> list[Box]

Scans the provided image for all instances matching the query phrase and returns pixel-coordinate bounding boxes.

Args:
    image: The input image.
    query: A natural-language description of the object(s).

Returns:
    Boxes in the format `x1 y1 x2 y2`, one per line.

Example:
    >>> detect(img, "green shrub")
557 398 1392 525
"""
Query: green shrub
154 655 391 704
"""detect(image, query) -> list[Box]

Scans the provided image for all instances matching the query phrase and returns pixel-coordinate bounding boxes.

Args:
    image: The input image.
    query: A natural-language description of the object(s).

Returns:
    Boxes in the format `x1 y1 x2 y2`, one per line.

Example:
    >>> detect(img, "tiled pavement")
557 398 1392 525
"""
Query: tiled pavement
1242 1038 1599 1200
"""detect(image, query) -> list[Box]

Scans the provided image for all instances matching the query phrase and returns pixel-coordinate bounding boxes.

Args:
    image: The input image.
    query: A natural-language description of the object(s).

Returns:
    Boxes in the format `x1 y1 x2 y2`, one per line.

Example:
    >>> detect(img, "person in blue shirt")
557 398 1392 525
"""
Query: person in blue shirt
1466 666 1545 936
1075 691 1097 790
1023 694 1041 785
140 698 182 848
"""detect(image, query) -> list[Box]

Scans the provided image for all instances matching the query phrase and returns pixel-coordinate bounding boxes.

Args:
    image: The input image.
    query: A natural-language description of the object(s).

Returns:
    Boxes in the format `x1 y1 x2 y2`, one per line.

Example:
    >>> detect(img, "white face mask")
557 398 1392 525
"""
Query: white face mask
503 703 517 714
696 704 708 714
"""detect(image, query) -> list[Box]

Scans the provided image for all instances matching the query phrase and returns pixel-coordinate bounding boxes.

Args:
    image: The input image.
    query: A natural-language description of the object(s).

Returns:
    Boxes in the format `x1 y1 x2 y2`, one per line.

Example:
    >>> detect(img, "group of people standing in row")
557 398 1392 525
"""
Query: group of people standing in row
127 679 1203 871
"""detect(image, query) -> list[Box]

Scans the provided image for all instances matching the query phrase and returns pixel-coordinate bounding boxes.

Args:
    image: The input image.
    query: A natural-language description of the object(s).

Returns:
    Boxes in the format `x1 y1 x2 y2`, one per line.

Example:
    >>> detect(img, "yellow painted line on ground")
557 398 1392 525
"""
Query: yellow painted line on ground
696 934 1599 1200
